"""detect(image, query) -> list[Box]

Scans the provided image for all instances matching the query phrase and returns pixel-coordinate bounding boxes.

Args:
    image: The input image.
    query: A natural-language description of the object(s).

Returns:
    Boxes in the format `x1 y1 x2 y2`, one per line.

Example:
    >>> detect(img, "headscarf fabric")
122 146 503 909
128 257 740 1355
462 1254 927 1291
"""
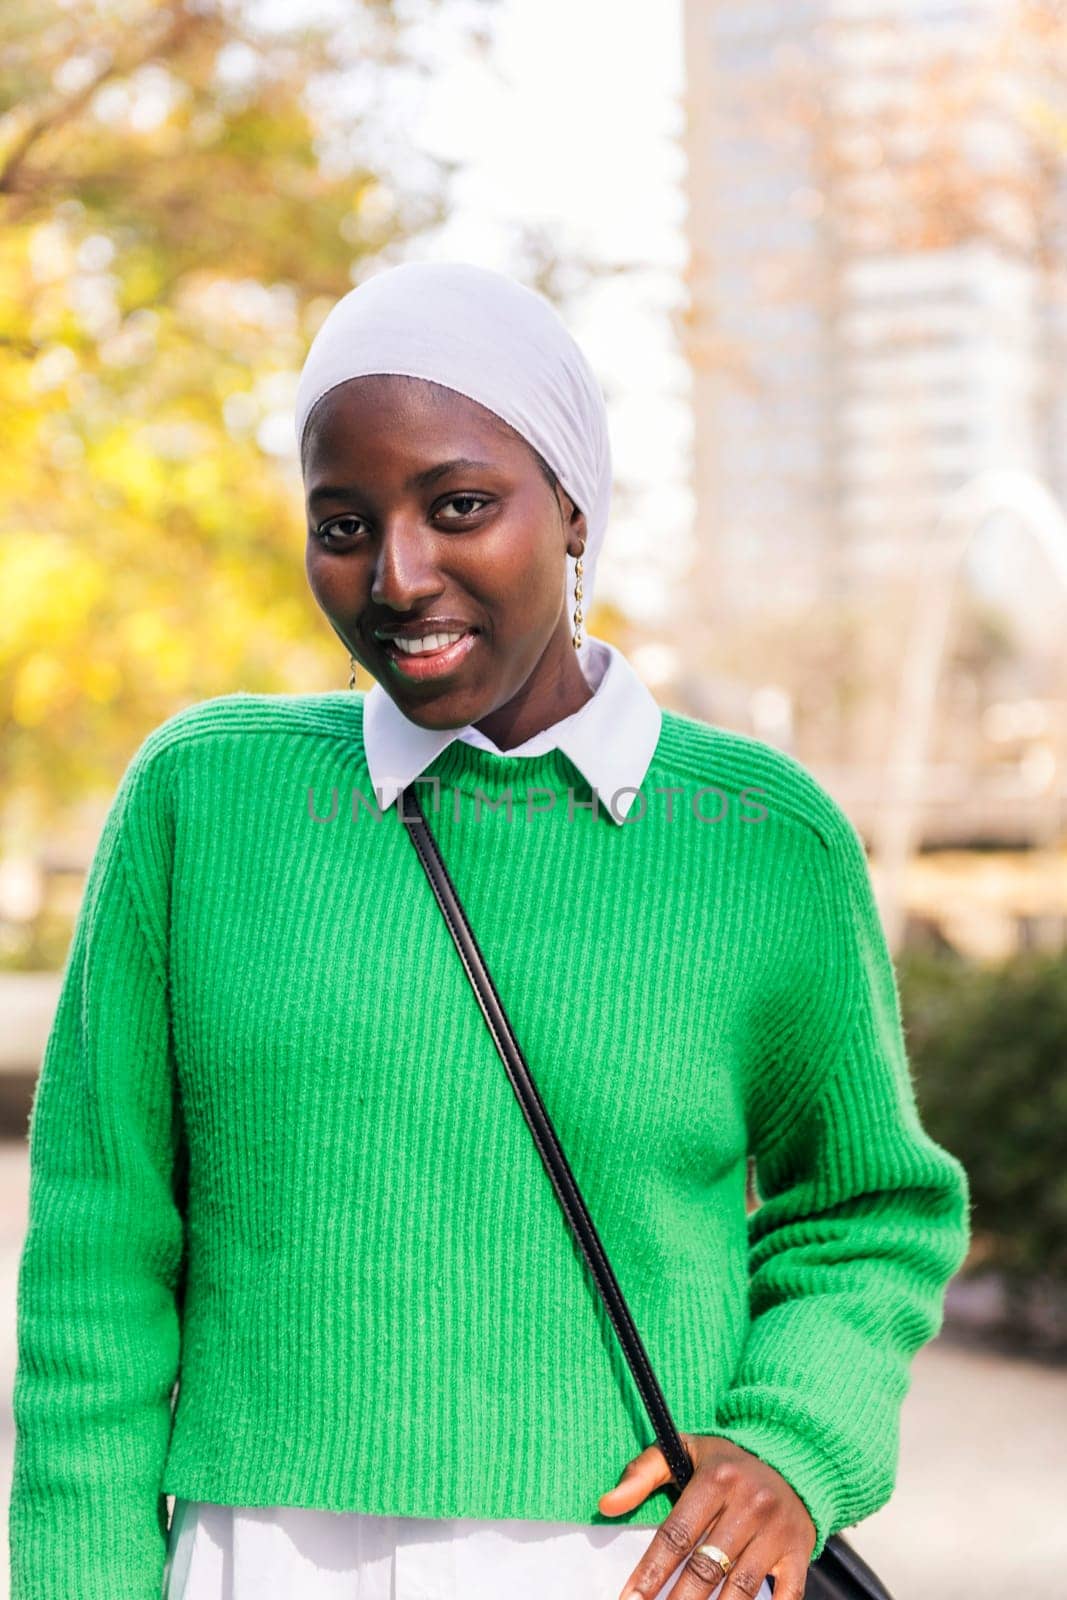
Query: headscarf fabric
293 260 611 659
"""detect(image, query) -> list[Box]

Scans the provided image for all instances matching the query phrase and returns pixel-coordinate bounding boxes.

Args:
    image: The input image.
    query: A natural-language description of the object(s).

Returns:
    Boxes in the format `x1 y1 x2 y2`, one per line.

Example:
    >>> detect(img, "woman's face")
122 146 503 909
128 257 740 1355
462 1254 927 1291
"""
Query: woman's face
302 374 590 741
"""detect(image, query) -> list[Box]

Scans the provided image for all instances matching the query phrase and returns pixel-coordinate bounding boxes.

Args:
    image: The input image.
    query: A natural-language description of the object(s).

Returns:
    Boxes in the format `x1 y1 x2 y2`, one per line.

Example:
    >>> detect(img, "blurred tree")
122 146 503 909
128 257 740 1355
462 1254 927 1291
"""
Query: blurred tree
759 0 1067 265
0 0 503 828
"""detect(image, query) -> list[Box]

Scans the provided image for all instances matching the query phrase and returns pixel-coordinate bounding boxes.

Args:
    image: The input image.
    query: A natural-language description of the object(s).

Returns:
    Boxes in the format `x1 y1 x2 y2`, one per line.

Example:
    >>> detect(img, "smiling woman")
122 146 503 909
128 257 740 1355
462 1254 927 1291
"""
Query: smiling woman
8 260 970 1600
300 373 590 731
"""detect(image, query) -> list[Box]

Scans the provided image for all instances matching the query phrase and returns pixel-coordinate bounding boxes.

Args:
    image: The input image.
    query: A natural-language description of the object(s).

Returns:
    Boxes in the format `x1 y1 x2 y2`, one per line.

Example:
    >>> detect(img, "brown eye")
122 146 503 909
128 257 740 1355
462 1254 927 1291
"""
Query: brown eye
315 516 364 546
437 494 490 520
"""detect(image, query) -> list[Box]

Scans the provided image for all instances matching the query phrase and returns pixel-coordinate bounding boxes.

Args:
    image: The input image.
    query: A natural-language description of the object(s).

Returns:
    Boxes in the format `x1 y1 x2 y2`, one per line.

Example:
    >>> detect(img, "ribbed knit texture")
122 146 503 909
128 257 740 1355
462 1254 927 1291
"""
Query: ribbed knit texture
9 691 972 1599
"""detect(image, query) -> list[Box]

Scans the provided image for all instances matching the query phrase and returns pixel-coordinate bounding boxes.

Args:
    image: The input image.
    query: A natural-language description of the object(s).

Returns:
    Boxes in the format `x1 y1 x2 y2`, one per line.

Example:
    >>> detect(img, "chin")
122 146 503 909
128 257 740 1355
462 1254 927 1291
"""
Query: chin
389 686 486 730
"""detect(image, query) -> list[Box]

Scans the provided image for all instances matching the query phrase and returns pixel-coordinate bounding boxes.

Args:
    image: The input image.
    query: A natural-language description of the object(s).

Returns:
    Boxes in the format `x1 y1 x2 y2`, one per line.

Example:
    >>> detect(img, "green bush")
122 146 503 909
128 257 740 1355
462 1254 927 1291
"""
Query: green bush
897 945 1067 1345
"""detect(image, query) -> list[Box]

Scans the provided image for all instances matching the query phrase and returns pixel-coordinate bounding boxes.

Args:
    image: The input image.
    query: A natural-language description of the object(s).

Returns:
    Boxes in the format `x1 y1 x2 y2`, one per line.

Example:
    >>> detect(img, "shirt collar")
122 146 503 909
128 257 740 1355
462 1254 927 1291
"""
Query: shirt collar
362 635 662 824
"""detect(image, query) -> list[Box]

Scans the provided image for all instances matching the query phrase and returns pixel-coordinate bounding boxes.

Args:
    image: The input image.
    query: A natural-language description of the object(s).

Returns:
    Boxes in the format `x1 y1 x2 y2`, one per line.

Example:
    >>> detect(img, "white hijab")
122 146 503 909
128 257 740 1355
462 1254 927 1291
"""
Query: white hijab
293 260 611 664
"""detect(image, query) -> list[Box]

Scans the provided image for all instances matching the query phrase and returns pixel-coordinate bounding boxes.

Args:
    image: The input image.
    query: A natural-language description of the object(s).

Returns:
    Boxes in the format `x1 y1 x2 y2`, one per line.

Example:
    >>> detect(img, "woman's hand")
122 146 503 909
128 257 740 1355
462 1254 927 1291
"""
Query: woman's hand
598 1432 816 1600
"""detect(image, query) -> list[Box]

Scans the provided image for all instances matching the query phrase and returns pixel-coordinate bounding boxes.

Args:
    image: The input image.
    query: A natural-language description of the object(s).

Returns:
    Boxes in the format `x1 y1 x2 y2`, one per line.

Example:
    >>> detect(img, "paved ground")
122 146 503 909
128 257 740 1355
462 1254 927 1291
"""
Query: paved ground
0 1138 1064 1598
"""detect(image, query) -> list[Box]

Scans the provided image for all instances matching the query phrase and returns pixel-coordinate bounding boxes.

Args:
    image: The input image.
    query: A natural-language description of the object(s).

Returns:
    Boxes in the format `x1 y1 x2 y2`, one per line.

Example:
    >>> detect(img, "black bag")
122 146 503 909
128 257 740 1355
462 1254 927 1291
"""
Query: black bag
399 781 896 1600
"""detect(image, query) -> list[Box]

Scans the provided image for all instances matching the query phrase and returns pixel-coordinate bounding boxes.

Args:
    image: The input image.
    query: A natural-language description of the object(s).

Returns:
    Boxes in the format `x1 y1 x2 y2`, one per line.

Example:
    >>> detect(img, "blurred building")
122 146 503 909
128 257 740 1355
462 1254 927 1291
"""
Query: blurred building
681 0 1066 648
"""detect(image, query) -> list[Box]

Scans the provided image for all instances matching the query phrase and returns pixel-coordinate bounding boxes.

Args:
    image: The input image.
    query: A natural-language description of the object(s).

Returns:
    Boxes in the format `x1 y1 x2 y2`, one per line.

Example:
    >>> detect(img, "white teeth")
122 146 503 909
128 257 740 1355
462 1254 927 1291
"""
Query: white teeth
391 630 469 655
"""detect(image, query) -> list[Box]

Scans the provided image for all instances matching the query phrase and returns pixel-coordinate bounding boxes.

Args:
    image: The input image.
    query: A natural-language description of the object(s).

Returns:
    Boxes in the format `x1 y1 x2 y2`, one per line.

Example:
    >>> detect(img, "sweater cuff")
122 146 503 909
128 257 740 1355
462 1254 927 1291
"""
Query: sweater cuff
708 1394 861 1563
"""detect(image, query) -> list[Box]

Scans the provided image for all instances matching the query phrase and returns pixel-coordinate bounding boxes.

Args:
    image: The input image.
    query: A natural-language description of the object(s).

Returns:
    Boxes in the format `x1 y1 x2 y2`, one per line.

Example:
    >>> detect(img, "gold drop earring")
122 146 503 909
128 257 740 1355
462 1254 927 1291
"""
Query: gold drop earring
348 654 357 690
571 545 585 652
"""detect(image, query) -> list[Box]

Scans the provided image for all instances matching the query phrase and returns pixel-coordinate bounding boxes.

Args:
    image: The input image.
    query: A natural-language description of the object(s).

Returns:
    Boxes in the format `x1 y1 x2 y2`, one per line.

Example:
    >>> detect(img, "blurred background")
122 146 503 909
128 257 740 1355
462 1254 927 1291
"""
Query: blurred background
2 0 1065 1594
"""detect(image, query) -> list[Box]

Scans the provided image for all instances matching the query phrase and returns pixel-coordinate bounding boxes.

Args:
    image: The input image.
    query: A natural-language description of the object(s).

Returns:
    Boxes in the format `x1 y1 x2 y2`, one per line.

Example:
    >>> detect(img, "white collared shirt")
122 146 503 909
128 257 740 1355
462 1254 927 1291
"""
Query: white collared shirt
362 633 663 822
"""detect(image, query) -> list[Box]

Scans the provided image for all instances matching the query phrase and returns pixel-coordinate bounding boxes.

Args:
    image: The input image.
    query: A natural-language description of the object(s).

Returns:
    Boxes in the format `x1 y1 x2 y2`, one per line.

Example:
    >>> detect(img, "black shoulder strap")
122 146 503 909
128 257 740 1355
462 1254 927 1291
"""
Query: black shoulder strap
398 780 694 1495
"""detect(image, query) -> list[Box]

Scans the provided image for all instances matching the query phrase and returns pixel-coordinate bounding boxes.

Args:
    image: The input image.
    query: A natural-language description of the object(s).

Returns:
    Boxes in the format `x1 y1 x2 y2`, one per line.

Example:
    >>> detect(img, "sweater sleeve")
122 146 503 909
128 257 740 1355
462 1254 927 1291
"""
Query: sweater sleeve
708 804 972 1562
9 732 186 1600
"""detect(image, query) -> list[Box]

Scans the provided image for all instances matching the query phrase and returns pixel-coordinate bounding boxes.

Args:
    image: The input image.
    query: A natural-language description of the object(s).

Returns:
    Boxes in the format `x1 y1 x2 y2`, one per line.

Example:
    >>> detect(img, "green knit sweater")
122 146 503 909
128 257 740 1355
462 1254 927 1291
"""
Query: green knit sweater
10 691 971 1598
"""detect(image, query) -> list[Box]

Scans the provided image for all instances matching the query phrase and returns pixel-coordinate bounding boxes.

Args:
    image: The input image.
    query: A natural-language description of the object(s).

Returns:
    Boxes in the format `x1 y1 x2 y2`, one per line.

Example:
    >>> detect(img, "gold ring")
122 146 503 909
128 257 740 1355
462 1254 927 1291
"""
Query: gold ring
695 1542 733 1574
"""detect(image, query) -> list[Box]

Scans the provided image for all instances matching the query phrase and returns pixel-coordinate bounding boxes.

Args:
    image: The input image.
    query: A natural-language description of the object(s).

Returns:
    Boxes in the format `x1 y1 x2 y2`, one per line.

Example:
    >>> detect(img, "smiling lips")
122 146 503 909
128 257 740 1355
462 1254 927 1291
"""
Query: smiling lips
378 627 480 681
386 628 472 656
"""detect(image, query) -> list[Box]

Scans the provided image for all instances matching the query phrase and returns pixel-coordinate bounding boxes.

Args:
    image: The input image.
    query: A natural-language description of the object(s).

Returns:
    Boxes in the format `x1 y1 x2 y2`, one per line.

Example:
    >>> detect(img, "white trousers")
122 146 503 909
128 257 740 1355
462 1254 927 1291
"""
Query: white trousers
163 1502 777 1600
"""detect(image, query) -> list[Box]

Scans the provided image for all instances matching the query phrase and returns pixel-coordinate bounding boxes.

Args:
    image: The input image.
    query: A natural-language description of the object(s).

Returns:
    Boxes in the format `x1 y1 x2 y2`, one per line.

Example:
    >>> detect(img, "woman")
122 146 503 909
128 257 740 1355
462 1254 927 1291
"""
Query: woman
9 261 971 1600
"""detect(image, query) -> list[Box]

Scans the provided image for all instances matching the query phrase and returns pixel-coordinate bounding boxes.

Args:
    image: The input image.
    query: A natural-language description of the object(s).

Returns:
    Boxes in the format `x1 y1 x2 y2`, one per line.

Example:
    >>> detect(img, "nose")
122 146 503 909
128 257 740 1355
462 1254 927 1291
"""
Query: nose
369 518 442 612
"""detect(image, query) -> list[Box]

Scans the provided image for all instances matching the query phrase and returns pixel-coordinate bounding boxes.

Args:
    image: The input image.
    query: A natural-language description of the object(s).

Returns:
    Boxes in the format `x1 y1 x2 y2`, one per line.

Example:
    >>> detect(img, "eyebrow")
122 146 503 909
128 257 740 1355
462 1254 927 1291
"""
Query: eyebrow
307 458 498 509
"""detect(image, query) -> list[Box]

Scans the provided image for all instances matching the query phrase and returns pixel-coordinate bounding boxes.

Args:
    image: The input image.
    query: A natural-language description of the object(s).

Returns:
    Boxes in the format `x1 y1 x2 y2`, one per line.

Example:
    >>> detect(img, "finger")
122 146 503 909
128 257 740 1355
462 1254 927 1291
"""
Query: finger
758 1554 810 1600
598 1443 673 1515
704 1532 779 1600
616 1476 730 1600
660 1512 763 1600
